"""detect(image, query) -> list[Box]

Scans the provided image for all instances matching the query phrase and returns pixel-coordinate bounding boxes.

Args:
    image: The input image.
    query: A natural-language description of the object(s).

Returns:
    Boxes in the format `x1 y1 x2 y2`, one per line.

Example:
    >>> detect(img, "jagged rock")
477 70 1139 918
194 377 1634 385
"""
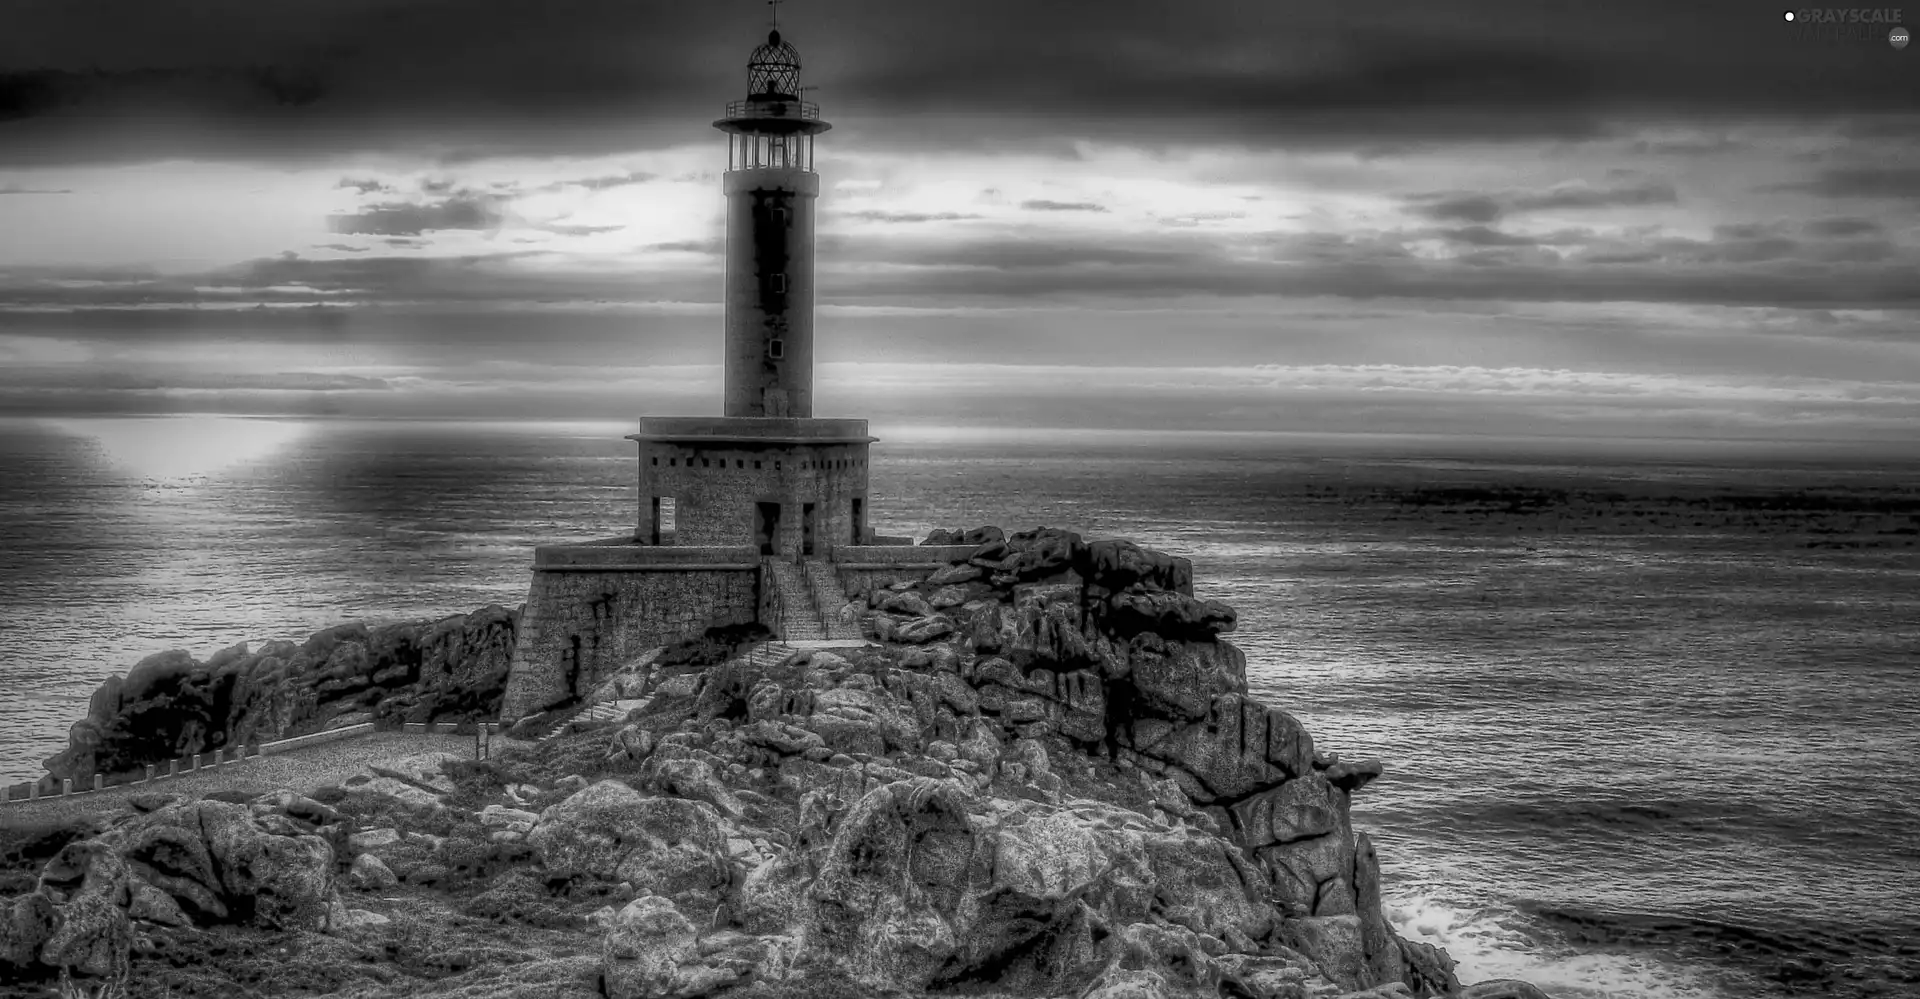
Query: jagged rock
1248 775 1358 917
880 590 934 616
127 880 190 927
348 828 402 852
799 778 976 990
1002 527 1086 583
1121 633 1248 719
1119 694 1315 803
1325 759 1384 794
926 563 985 586
635 755 745 819
1460 981 1555 999
41 605 520 785
1283 915 1369 991
12 528 1542 999
529 780 730 897
480 805 541 835
1105 590 1238 640
894 614 956 644
1083 539 1194 596
347 853 398 891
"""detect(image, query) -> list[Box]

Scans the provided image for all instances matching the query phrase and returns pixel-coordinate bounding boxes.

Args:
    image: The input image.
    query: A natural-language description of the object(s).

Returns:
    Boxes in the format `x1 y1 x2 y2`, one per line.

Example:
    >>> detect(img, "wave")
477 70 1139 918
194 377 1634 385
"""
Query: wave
1386 894 1731 999
1519 902 1920 999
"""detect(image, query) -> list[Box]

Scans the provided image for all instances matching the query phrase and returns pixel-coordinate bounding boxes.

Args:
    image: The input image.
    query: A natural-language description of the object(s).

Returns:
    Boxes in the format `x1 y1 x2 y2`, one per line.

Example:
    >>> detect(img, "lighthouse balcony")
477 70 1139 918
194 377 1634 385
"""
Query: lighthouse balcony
723 98 820 120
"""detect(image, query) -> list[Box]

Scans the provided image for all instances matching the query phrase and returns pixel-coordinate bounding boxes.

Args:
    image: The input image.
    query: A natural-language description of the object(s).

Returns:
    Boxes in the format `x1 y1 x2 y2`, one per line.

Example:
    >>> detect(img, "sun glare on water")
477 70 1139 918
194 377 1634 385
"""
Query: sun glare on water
45 416 310 482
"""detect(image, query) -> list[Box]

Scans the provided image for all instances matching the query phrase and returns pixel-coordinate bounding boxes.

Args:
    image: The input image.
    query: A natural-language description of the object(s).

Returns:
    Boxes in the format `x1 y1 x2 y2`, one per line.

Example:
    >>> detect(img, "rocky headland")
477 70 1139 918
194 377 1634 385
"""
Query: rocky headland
2 527 1549 999
29 606 523 792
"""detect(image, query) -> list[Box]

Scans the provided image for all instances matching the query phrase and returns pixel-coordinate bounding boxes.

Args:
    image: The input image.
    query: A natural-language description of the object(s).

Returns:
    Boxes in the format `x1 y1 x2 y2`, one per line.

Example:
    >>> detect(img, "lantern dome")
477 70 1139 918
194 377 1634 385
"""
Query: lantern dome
747 30 803 98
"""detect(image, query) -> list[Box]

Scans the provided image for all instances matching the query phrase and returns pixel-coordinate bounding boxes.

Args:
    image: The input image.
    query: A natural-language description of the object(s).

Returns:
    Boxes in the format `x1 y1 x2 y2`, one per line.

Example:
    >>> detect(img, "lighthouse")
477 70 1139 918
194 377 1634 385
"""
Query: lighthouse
500 19 920 725
625 21 874 559
713 29 831 419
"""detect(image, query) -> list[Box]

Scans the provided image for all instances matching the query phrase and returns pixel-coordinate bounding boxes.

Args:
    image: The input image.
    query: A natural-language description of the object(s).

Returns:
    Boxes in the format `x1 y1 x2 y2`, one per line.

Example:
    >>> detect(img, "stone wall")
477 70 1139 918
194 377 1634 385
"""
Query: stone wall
501 564 760 722
638 440 870 557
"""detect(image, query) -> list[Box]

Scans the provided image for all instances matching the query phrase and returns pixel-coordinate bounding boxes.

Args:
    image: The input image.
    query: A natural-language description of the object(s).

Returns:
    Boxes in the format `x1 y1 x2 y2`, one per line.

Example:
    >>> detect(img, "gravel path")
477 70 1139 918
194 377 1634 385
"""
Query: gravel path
0 732 484 828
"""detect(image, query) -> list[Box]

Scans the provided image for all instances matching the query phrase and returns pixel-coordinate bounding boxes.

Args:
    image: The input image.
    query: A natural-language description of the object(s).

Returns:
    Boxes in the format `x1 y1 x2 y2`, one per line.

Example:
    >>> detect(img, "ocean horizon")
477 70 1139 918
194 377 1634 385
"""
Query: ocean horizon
1 414 1916 998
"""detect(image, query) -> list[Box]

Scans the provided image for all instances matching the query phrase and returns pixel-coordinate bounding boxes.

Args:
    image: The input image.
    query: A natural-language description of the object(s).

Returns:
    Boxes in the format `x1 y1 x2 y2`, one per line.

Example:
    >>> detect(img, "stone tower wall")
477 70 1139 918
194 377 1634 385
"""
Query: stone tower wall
638 439 870 556
500 556 761 722
723 168 820 418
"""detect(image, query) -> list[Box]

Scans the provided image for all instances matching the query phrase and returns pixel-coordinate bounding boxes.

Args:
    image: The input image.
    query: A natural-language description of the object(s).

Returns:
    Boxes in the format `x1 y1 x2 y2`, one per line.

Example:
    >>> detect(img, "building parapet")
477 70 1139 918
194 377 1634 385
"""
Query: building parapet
629 416 874 445
533 544 760 572
835 544 977 567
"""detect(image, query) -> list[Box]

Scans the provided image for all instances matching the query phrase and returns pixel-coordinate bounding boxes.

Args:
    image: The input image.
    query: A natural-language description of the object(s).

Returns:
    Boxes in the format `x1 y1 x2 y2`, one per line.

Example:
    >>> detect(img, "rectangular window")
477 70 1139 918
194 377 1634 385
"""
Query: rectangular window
770 274 786 294
654 496 676 544
736 459 744 468
651 457 658 466
769 338 785 359
754 460 762 469
774 207 789 225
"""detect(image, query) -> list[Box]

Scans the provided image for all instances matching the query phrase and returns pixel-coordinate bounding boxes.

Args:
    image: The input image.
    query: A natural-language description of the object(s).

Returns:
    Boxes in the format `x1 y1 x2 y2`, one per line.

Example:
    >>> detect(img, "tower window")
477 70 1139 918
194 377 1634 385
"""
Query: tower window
770 274 786 294
774 207 789 225
769 338 785 359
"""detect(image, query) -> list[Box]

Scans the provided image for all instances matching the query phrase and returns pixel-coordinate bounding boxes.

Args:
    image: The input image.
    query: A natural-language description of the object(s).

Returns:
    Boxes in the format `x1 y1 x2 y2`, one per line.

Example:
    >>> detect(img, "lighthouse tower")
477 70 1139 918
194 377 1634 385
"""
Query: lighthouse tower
625 22 874 559
499 19 898 726
713 29 831 419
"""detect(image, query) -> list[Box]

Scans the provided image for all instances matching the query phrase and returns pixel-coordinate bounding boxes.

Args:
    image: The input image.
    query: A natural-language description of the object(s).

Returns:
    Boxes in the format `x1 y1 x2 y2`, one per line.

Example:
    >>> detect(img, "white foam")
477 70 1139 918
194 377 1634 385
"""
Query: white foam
1385 893 1732 999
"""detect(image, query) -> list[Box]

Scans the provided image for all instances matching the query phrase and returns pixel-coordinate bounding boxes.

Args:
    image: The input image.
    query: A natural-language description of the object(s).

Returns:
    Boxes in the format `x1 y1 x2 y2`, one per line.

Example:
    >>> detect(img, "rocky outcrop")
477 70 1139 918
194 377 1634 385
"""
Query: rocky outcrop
4 526 1532 999
0 793 349 991
523 525 1468 998
40 604 519 784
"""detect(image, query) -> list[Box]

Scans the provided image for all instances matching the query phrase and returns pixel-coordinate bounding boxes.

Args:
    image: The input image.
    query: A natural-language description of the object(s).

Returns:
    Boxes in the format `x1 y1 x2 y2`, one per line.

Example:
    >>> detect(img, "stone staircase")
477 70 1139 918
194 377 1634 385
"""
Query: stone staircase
536 646 666 740
805 560 866 641
766 559 828 641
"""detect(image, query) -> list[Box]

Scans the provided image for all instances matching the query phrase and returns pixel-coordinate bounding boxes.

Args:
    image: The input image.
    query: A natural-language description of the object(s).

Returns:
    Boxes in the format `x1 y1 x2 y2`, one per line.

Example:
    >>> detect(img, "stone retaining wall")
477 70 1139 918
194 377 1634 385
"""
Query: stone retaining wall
500 562 760 723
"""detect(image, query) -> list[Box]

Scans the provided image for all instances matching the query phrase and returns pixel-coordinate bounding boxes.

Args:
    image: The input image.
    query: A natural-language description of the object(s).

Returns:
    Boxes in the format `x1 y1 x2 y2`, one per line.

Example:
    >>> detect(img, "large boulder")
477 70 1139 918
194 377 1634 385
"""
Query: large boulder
1083 539 1194 595
798 779 978 991
529 780 730 897
1118 694 1315 803
1002 527 1086 583
1120 634 1248 719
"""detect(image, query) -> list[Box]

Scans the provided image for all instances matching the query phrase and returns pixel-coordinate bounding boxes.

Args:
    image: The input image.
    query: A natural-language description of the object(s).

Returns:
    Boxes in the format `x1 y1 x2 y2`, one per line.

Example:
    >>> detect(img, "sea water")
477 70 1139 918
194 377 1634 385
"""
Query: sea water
0 416 1914 997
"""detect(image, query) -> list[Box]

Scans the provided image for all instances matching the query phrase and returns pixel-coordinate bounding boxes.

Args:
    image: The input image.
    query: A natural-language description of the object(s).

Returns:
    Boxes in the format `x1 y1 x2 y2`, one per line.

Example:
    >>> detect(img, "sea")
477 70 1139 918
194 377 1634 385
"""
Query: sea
0 415 1916 998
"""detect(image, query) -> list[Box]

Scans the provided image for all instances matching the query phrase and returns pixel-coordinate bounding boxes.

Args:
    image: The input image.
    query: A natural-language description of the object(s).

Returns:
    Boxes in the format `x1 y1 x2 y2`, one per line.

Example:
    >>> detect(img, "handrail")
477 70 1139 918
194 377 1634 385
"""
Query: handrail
723 99 820 120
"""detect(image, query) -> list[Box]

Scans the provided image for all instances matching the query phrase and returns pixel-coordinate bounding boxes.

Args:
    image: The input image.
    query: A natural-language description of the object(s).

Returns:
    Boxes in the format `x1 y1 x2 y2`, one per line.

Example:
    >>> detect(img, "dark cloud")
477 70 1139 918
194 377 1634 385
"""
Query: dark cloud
1412 195 1505 224
1802 217 1882 238
2 0 1914 165
551 171 656 192
1438 226 1543 247
1776 167 1920 198
1020 200 1108 213
8 214 1918 317
647 239 722 254
327 192 509 236
0 184 70 194
540 223 627 236
841 210 983 223
1407 179 1677 222
315 242 369 252
335 177 394 195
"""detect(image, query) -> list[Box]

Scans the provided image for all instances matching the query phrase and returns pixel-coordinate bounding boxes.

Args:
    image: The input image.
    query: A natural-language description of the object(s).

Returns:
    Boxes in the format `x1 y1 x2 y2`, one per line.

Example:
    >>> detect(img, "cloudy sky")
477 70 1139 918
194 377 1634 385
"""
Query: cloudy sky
1 0 1917 445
